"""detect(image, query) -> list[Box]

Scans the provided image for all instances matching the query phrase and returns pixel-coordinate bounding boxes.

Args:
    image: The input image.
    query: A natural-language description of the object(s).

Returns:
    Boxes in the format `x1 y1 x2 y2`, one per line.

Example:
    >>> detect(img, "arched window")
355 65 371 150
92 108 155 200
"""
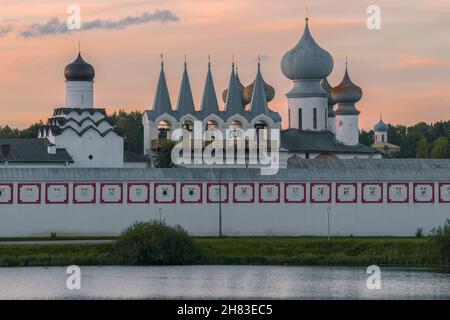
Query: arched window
158 120 171 140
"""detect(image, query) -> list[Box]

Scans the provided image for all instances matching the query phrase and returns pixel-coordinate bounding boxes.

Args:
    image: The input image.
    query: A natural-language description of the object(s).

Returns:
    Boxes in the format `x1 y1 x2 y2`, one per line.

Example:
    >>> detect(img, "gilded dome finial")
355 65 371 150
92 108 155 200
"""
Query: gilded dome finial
305 5 309 23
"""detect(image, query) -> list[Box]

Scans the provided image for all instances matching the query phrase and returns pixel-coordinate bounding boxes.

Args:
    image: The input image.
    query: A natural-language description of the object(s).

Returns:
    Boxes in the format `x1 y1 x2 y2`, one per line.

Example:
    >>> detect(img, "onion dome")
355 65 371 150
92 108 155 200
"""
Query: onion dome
222 66 248 106
243 61 275 103
281 18 333 80
331 62 362 104
374 118 388 132
64 53 95 81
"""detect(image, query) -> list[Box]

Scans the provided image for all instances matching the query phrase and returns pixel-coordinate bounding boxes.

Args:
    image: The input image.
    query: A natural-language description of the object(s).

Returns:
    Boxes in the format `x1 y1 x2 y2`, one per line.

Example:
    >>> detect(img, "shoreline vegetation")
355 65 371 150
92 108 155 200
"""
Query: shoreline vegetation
0 236 448 270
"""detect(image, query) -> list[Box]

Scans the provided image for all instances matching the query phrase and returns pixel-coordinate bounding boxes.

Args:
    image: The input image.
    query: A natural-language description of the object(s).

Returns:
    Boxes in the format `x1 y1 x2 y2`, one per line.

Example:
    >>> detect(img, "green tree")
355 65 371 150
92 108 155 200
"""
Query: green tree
359 129 374 147
430 137 449 159
108 110 143 154
416 137 431 158
155 140 176 168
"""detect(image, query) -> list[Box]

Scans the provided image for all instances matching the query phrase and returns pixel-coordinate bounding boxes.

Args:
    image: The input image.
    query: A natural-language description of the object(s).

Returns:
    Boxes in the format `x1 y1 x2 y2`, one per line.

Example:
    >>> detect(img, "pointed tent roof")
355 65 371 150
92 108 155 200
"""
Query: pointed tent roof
249 62 281 123
200 60 219 115
176 62 196 116
224 63 244 117
150 60 173 116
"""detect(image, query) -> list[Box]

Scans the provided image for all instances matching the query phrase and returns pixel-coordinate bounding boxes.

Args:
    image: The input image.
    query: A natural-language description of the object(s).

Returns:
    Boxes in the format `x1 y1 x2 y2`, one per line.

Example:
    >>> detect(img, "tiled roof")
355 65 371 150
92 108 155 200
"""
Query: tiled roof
0 138 73 163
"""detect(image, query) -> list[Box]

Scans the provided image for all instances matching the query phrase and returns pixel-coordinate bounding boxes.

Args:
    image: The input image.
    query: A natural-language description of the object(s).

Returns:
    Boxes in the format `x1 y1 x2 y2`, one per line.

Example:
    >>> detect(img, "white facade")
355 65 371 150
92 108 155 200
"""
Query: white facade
0 165 449 237
375 130 388 143
335 114 359 146
52 129 123 168
288 96 327 131
66 81 94 109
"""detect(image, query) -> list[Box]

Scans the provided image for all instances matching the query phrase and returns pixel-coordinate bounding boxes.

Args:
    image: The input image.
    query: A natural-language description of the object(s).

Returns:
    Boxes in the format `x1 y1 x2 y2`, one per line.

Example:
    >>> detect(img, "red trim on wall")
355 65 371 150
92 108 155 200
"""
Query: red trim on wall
45 183 69 204
310 183 332 204
127 183 150 204
206 183 229 204
361 183 384 204
180 183 203 204
233 183 255 204
438 183 450 203
336 183 358 204
100 183 123 204
154 183 177 204
259 183 281 203
73 183 97 204
0 183 14 204
284 183 306 204
17 183 41 204
413 183 435 204
387 182 410 204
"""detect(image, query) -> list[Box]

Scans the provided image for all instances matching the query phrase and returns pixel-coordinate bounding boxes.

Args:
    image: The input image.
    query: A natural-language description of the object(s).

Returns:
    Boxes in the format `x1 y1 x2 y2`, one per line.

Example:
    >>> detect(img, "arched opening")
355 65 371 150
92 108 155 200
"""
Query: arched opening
153 120 172 149
181 119 195 145
205 119 220 144
254 120 269 141
158 120 172 140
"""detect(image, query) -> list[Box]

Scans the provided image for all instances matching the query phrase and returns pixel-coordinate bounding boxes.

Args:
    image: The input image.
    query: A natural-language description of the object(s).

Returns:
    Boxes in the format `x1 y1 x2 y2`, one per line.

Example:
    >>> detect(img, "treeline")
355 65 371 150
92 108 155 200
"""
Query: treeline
360 121 450 158
0 110 144 154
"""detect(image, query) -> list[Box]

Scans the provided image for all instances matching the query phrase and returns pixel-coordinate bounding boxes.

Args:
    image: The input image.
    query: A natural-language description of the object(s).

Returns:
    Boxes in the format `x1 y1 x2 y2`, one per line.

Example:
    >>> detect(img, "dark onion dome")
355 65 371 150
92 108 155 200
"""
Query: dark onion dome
321 78 335 106
331 64 362 104
374 118 388 132
281 18 333 80
222 67 248 106
64 53 95 81
243 62 275 103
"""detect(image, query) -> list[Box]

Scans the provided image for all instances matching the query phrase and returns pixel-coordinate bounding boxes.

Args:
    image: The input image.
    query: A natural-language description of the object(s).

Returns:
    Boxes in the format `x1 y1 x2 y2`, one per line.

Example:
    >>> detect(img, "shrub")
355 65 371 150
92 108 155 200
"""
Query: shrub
430 220 450 265
415 228 423 238
115 221 202 265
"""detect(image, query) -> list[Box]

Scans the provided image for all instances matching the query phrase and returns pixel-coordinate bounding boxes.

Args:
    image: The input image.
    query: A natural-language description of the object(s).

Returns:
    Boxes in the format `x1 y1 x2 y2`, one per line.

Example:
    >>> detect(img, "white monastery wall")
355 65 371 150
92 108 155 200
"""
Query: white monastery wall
0 165 449 238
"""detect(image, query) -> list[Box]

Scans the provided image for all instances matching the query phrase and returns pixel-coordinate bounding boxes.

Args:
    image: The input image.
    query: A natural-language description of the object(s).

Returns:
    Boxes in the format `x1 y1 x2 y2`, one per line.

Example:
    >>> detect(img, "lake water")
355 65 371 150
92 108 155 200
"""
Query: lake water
0 266 449 300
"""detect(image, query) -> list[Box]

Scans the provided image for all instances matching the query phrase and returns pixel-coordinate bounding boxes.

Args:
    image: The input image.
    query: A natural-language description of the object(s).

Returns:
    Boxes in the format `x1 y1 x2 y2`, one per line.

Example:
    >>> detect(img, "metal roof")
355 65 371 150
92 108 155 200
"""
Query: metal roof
1 159 449 181
0 138 73 164
281 129 379 154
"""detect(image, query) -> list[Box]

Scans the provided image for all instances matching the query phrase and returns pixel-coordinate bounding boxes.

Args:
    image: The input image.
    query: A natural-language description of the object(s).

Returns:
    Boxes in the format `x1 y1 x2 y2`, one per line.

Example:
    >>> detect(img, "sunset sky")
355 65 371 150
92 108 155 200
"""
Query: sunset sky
0 0 449 130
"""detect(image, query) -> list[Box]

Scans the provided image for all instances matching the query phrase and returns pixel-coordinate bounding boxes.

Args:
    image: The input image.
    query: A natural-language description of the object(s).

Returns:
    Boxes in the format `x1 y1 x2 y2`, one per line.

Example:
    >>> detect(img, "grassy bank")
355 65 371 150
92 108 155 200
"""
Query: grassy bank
0 237 445 268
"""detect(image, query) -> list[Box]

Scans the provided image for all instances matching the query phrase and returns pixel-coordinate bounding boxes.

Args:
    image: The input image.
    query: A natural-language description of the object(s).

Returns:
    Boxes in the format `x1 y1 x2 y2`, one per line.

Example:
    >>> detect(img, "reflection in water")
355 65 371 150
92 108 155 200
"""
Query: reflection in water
0 266 449 300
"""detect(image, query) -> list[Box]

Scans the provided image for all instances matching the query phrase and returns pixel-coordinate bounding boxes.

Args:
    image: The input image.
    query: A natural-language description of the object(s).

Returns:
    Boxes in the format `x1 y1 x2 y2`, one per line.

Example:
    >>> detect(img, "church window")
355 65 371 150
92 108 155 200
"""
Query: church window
313 108 317 129
298 109 303 130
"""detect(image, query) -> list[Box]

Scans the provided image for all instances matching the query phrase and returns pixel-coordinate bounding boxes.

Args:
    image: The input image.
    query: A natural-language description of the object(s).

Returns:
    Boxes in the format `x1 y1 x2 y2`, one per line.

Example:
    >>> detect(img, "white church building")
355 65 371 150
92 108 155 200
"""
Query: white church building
143 17 381 166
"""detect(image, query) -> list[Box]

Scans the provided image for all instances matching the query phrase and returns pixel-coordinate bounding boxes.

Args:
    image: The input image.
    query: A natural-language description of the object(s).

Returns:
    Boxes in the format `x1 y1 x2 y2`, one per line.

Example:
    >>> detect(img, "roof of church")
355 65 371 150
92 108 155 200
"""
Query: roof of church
371 142 400 149
281 18 334 80
281 129 380 155
0 139 74 163
144 61 282 123
53 108 106 117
